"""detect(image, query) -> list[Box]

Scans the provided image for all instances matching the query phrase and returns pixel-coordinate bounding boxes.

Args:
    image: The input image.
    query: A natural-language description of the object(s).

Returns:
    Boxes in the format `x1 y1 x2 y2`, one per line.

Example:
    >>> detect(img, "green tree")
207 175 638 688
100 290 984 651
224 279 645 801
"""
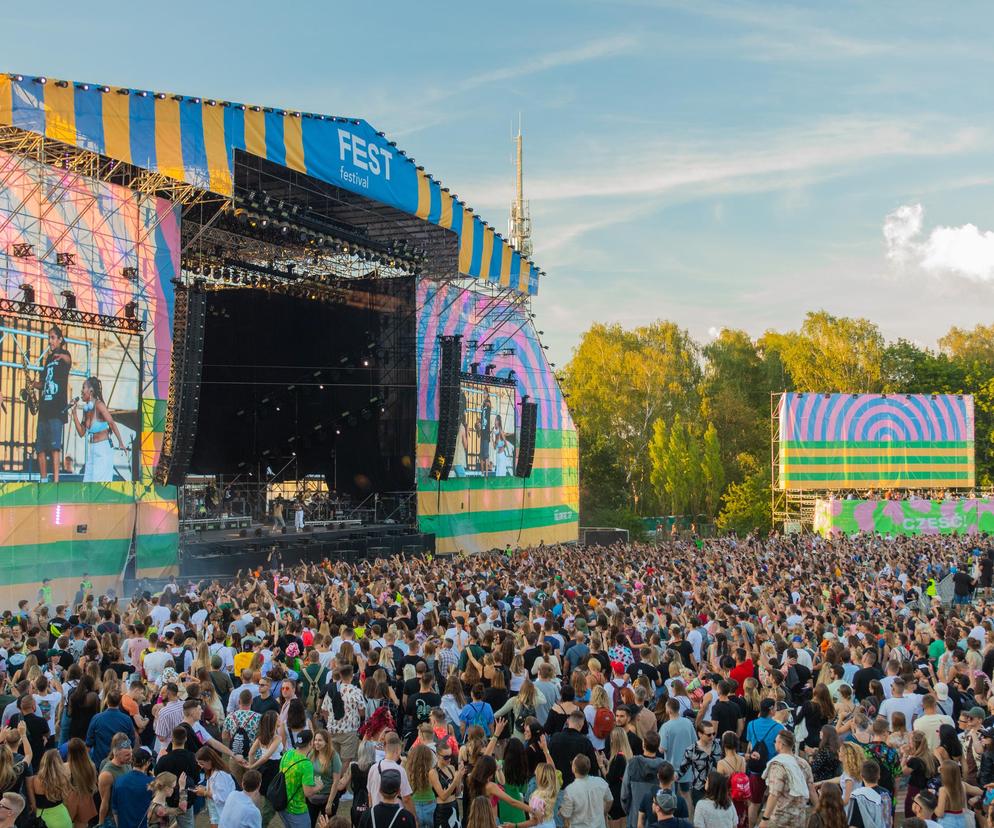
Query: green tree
939 323 994 365
701 329 771 484
565 321 700 515
762 311 885 392
702 423 724 516
716 453 771 535
648 419 671 514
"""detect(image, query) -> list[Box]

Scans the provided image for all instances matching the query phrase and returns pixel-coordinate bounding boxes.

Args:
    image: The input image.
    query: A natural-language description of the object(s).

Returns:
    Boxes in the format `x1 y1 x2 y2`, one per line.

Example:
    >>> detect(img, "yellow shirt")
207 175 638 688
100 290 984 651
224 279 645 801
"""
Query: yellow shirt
233 651 254 676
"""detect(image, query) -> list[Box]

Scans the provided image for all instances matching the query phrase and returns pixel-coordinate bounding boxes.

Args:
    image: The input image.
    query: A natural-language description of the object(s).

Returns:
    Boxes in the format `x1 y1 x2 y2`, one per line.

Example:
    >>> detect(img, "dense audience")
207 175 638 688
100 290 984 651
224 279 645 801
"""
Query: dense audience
2 533 994 828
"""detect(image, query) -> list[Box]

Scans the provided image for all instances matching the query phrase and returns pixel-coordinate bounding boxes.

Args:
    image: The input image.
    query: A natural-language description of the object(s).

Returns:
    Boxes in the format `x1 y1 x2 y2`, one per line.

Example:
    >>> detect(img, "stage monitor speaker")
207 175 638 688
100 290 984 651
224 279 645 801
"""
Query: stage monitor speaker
155 284 207 485
515 400 538 478
429 335 462 481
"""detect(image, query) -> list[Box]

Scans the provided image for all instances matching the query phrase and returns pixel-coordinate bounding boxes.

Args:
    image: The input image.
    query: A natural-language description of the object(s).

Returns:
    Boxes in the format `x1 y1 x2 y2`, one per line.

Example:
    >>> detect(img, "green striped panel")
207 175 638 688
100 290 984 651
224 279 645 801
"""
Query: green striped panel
415 467 572 489
420 504 579 540
782 440 971 448
0 483 137 507
781 471 972 481
0 539 129 586
780 455 970 465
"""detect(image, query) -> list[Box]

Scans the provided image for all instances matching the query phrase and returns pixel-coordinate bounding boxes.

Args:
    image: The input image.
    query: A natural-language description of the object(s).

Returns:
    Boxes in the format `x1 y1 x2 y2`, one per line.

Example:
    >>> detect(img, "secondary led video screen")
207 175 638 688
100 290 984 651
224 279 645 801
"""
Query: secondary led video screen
455 378 516 477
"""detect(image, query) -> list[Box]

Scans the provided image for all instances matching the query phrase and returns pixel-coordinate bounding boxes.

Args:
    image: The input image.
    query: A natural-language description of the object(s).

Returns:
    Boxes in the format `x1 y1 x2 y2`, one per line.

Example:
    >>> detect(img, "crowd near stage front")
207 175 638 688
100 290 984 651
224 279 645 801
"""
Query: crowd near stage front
178 520 435 578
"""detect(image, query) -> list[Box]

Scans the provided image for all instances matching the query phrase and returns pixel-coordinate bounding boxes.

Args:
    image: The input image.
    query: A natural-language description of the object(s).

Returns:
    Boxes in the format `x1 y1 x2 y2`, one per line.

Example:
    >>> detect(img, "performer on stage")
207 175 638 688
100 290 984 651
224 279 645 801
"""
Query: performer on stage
32 325 72 483
69 377 125 482
478 393 492 475
294 496 305 531
492 414 513 477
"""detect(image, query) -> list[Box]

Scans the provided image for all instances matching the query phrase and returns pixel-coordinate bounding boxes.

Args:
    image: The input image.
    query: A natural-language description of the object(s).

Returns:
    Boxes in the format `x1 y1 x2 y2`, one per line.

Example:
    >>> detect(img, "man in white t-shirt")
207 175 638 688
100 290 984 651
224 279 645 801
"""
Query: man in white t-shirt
912 694 954 751
142 640 172 684
366 732 414 810
32 675 61 736
149 598 170 631
878 677 922 728
443 621 470 653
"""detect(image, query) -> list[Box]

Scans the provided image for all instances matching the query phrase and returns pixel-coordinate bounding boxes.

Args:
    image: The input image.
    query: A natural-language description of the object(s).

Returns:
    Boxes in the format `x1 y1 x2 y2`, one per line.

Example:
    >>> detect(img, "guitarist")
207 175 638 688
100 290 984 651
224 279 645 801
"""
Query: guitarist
31 325 72 483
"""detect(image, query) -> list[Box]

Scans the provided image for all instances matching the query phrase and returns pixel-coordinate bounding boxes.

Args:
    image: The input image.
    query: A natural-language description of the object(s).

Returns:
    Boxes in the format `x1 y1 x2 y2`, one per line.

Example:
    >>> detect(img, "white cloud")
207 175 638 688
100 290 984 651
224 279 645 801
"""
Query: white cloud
707 326 722 338
884 203 994 283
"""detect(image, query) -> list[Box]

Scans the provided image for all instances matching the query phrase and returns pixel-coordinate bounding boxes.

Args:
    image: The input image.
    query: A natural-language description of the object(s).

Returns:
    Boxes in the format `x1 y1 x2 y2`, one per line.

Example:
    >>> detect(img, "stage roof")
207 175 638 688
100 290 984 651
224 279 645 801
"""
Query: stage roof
0 73 539 295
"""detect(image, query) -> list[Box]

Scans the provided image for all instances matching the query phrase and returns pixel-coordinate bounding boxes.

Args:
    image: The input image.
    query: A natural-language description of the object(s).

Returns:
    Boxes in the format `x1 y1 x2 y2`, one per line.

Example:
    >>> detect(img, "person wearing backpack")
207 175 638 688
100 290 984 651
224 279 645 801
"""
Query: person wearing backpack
716 732 749 828
300 652 328 715
621 731 664 828
358 768 417 828
270 729 319 828
586 686 615 751
457 684 495 740
743 699 783 827
844 759 889 828
221 690 261 765
604 661 632 710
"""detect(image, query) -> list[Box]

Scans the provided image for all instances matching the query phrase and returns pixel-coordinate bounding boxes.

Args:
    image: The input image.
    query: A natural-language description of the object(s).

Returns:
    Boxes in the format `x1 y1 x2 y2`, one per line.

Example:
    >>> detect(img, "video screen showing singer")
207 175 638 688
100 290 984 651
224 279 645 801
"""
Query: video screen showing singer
33 325 72 483
69 378 124 483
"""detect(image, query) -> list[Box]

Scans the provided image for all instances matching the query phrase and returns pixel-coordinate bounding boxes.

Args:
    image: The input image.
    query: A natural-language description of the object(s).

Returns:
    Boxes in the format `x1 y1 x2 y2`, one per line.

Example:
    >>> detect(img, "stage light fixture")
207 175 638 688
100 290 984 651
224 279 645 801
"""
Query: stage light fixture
124 301 138 319
60 290 76 310
12 243 33 258
56 252 75 267
19 284 35 304
122 266 138 280
485 364 497 375
35 77 47 85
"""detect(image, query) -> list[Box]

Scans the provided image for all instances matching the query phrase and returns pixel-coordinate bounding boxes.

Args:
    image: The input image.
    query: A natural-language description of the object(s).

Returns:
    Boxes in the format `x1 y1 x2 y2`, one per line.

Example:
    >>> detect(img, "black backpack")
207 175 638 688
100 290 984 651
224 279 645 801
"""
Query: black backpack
514 701 536 733
230 723 251 759
266 756 308 811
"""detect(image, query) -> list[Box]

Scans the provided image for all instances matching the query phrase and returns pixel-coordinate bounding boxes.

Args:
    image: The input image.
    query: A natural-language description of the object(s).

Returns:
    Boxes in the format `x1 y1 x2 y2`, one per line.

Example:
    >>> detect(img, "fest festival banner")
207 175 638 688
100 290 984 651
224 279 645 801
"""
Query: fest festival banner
814 497 994 537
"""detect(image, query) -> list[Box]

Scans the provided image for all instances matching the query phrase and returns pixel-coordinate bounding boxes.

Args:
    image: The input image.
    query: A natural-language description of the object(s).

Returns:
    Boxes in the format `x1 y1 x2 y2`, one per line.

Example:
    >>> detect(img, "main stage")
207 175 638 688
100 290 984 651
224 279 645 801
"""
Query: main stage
0 72 579 599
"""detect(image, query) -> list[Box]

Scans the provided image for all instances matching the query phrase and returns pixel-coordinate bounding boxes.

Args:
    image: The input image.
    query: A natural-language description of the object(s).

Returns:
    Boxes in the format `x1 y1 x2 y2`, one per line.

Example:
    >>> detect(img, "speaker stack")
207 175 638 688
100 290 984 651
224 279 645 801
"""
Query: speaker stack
429 335 462 481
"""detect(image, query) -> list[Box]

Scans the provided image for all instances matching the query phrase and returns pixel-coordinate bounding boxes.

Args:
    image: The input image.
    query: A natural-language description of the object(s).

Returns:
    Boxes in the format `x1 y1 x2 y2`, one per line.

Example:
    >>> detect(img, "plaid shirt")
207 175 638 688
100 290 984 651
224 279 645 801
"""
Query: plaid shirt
438 646 459 677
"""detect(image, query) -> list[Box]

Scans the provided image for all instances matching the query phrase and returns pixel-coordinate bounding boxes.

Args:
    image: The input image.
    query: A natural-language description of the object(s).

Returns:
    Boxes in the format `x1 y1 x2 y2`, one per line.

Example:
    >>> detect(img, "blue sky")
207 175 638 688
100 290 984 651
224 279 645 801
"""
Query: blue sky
5 1 994 363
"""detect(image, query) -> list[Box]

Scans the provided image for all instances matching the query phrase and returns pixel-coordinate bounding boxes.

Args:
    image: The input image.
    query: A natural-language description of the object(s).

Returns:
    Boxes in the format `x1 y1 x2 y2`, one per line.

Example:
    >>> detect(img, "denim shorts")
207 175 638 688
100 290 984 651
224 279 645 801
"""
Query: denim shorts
36 417 64 453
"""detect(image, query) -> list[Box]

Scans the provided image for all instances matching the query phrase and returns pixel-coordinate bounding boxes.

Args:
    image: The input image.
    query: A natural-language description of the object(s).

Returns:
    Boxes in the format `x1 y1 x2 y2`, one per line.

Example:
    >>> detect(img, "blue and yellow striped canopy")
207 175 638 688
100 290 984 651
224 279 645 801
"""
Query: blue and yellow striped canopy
0 73 539 295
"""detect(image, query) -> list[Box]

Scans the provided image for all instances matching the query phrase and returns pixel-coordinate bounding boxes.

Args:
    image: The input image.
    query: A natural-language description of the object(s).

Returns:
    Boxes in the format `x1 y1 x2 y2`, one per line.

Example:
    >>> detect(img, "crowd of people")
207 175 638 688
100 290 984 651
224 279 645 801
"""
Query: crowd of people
1 533 993 828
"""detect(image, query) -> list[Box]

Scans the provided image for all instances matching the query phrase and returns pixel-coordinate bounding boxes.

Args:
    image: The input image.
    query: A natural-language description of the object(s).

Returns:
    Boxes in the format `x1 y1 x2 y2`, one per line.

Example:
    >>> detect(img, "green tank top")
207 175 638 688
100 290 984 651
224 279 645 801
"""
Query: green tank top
498 782 528 823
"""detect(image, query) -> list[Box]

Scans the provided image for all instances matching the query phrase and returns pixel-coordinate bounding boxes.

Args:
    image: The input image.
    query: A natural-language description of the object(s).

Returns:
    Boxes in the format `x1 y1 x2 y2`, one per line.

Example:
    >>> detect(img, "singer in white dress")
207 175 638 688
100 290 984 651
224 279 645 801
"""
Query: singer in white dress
69 377 125 482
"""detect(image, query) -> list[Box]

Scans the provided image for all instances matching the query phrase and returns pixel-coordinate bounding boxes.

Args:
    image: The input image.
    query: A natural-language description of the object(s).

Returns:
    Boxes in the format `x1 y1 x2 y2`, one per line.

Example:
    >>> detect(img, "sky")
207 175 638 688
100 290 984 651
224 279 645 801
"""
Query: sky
5 1 994 365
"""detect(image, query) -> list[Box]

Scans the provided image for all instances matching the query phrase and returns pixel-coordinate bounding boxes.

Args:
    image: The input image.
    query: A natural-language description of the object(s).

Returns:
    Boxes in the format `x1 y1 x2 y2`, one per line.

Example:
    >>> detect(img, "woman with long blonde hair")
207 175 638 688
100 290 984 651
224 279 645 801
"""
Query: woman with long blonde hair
31 749 72 828
584 686 611 751
901 730 937 820
191 641 212 674
493 680 540 741
935 759 981 824
527 763 559 828
64 738 97 828
604 728 632 828
837 742 864 805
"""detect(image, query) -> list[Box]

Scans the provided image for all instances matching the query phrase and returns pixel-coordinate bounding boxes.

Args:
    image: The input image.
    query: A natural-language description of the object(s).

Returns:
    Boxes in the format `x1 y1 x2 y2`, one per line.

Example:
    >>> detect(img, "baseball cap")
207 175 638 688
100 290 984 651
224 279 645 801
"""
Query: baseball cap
969 706 986 720
654 791 677 813
935 682 949 701
380 769 402 796
610 660 625 675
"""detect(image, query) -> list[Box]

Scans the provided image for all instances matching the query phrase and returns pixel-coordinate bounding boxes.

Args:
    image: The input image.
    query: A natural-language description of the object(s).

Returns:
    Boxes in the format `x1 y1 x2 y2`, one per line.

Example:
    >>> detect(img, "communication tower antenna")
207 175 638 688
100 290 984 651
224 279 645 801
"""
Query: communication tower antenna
508 114 533 258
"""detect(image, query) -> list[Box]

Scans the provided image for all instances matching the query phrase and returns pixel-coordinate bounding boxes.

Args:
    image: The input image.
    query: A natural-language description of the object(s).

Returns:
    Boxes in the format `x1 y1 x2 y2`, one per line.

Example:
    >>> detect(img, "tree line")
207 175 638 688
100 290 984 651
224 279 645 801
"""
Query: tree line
562 312 994 535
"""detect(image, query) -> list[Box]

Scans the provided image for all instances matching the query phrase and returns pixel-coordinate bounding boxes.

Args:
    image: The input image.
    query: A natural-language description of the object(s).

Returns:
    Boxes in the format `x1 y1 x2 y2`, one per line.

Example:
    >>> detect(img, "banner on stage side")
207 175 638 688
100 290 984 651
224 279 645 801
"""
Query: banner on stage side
814 497 994 536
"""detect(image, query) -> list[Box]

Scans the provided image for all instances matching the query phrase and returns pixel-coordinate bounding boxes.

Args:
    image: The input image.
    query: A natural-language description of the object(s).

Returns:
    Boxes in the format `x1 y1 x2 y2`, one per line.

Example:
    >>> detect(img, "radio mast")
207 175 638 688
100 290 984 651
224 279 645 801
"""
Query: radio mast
508 116 533 258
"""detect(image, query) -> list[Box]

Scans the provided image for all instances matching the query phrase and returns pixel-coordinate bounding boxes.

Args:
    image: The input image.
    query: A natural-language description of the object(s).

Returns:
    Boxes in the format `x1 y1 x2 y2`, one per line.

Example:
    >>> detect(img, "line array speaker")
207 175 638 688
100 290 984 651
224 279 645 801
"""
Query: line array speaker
515 399 538 478
429 335 462 480
155 284 207 486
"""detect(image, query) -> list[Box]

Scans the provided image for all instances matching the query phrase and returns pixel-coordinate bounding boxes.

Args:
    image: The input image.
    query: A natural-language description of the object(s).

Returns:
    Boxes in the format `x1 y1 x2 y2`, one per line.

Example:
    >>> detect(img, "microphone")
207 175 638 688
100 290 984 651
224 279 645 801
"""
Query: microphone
63 397 79 412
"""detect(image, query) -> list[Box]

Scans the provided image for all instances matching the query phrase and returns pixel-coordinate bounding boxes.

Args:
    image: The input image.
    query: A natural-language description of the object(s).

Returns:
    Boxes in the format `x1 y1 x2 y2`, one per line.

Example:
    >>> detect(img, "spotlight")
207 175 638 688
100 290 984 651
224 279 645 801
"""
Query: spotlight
485 364 496 375
55 252 75 267
470 362 480 374
124 301 138 319
60 290 76 310
121 266 138 280
19 284 35 304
